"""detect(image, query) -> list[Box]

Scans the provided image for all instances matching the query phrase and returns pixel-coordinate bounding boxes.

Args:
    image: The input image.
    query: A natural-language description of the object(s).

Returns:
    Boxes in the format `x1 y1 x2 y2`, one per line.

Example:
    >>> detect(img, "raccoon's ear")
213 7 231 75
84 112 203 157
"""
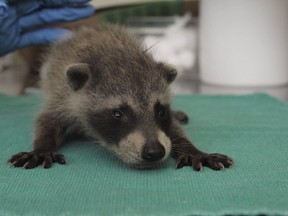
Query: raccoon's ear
66 63 91 91
158 63 178 83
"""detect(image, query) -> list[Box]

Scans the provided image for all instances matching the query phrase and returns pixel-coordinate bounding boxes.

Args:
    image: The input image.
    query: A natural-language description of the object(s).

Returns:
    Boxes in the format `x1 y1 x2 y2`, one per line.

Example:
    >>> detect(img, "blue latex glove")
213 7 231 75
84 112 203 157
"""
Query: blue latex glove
0 0 95 56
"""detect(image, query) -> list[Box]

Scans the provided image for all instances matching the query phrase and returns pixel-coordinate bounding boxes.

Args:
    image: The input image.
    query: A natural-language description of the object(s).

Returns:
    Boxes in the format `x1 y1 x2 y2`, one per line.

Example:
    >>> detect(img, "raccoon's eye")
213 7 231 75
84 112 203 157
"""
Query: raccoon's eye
112 110 123 120
157 106 168 118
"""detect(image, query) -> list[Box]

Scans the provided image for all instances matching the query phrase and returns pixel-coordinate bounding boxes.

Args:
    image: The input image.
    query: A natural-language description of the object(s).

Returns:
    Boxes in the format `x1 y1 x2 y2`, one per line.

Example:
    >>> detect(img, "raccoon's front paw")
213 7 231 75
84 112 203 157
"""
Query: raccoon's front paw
175 153 233 171
8 151 67 169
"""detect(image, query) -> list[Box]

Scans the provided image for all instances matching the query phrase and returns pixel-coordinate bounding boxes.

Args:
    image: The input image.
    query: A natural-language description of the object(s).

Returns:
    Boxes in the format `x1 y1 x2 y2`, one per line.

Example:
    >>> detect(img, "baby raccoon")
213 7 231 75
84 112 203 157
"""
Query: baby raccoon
9 27 233 170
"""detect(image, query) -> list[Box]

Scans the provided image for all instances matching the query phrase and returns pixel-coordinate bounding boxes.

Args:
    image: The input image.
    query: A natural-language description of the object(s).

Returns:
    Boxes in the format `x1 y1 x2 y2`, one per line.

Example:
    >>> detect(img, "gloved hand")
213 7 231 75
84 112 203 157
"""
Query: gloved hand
0 0 95 56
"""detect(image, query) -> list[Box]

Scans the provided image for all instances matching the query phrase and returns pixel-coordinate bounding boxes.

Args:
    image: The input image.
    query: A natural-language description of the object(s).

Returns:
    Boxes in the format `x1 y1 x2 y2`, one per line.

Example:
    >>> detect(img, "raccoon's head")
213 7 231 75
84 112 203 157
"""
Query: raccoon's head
64 28 178 168
66 61 177 168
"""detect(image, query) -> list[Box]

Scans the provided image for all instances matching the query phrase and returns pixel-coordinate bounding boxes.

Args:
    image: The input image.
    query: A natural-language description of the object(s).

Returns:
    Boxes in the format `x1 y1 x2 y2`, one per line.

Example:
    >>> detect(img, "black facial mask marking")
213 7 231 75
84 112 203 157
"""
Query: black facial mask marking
87 101 172 145
87 104 137 144
154 102 172 136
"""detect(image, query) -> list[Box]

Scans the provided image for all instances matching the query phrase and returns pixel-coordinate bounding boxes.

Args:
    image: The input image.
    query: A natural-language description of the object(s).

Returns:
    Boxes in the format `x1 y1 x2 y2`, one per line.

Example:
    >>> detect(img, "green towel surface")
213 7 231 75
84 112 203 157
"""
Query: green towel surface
0 93 288 216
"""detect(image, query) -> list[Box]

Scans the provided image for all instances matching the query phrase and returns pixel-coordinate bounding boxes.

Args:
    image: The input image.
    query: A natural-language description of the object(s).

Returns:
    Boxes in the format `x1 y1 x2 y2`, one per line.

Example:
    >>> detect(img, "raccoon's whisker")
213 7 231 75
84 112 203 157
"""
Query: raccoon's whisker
143 41 160 53
171 149 184 154
169 152 178 159
171 142 193 147
170 149 189 156
171 136 186 140
172 141 193 145
170 136 188 142
172 145 194 150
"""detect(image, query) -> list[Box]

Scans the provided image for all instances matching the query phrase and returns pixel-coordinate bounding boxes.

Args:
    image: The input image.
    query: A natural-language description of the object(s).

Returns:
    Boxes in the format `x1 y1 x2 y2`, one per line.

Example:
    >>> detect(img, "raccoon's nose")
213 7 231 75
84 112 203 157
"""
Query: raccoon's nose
142 143 165 162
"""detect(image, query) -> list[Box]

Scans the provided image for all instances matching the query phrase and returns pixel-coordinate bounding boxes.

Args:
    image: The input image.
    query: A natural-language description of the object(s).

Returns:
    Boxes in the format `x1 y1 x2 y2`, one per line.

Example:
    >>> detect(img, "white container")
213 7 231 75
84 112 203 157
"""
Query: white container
199 0 288 86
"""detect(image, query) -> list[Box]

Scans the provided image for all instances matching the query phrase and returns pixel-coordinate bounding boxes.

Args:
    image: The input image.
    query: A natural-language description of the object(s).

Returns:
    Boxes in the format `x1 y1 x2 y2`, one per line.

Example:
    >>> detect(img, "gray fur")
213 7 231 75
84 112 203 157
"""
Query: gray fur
41 26 173 167
9 26 233 171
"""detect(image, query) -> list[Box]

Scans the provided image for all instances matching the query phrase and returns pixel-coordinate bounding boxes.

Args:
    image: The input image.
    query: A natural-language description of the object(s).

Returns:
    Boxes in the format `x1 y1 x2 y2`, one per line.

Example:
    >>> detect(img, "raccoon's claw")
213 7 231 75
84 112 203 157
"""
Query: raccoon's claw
175 153 233 171
8 151 67 169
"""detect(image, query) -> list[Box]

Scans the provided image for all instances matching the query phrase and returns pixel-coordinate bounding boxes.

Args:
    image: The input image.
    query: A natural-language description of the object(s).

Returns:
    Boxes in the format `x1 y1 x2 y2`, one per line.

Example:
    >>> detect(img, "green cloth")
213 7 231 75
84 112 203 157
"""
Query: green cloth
0 93 288 216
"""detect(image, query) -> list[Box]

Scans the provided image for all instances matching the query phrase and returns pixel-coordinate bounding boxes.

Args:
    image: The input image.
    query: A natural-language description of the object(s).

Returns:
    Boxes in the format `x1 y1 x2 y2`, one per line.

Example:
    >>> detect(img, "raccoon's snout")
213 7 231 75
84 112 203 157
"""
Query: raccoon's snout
141 143 165 162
